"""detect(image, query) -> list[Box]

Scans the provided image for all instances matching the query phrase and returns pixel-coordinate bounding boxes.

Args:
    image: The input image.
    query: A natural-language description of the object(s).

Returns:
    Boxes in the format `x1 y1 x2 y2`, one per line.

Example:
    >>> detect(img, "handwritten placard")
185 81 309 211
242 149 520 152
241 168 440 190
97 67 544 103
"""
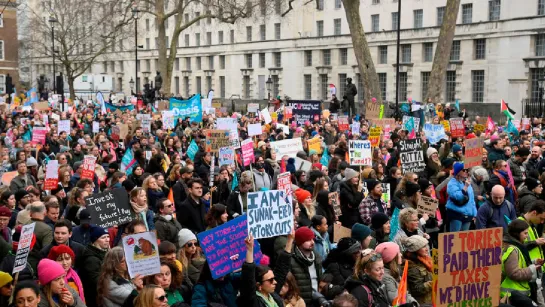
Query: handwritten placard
307 137 322 154
333 224 352 243
365 102 381 119
348 140 372 166
218 147 235 167
85 188 133 228
247 190 293 239
44 160 59 191
122 231 161 278
13 223 35 274
197 215 263 279
417 196 438 217
369 127 382 147
204 129 230 153
423 123 447 145
270 139 304 160
464 137 484 169
81 155 96 181
399 139 426 175
329 192 341 218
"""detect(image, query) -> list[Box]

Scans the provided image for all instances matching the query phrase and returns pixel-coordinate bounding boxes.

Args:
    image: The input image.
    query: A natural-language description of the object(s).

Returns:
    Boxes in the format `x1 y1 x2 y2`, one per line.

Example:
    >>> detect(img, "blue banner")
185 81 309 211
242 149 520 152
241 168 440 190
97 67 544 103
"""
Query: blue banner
170 94 202 123
187 140 198 161
423 123 447 145
105 102 134 112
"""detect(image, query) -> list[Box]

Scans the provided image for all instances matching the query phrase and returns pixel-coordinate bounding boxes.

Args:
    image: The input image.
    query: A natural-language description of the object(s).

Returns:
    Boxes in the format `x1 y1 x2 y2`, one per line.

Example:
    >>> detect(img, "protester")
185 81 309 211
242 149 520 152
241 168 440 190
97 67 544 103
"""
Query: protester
476 185 517 230
446 162 477 232
393 208 428 251
78 225 109 306
177 228 205 285
0 271 12 306
37 258 86 307
46 244 85 303
97 247 142 307
146 259 189 305
154 198 182 245
134 284 168 307
402 235 433 304
344 249 389 307
291 227 322 305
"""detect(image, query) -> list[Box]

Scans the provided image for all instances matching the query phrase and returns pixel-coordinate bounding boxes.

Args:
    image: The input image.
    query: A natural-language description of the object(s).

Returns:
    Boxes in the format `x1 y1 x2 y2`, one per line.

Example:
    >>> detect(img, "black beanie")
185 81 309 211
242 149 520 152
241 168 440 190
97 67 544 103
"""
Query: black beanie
405 181 421 197
371 212 390 230
525 177 541 191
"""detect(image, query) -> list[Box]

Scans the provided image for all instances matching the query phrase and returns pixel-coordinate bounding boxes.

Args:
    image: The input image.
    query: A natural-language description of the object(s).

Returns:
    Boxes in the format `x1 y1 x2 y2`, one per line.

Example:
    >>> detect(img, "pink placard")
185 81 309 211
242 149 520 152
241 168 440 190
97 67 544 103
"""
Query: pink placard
241 139 255 167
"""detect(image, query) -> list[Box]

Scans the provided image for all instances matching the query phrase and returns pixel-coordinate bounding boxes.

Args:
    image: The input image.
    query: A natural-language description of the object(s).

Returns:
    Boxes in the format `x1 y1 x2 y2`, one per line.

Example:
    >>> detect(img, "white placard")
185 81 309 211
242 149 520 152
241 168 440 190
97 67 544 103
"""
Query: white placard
261 108 272 124
247 190 293 239
248 123 263 137
58 120 70 135
122 231 161 278
45 160 59 179
13 223 36 274
51 113 60 121
276 124 289 134
92 121 100 133
217 118 240 148
270 139 304 160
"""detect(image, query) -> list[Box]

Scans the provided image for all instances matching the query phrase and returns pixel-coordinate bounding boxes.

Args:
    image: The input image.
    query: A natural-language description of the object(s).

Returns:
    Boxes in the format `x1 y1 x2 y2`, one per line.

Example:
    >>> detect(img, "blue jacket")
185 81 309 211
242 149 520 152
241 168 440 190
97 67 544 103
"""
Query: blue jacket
446 177 477 217
475 200 516 231
312 227 331 262
192 276 239 307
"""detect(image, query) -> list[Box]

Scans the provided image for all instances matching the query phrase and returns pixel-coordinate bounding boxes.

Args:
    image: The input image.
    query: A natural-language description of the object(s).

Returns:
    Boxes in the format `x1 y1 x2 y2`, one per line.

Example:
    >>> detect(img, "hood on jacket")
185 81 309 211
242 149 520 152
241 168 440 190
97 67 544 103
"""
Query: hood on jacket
519 187 537 199
344 275 365 293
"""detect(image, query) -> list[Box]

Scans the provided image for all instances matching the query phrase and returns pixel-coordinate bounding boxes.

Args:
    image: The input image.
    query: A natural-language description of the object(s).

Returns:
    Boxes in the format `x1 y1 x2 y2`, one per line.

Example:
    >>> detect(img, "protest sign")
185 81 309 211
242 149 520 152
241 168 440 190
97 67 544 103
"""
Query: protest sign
122 231 161 278
365 102 381 119
51 113 60 121
141 116 152 133
162 111 175 130
381 183 391 205
307 137 322 154
449 118 465 138
270 139 304 160
417 196 438 217
437 228 502 307
247 103 260 113
371 118 396 130
441 120 450 132
85 188 133 228
277 172 293 208
247 190 293 239
423 123 447 145
34 101 49 111
464 137 484 169
92 121 100 133
13 223 35 274
218 147 235 167
44 160 59 191
187 140 198 161
261 108 272 124
241 138 255 166
352 122 360 136
277 124 289 134
81 155 96 181
322 109 330 119
119 124 129 140
32 127 47 145
402 116 420 132
389 207 401 241
399 139 426 174
294 157 312 172
43 115 49 125
473 124 485 134
204 130 230 153
338 116 349 131
111 126 120 141
348 140 372 165
522 118 531 130
286 100 321 125
217 118 240 148
170 94 203 122
329 192 342 218
157 100 170 111
248 123 262 137
198 215 263 279
58 120 70 135
512 119 521 130
333 224 352 243
369 127 382 147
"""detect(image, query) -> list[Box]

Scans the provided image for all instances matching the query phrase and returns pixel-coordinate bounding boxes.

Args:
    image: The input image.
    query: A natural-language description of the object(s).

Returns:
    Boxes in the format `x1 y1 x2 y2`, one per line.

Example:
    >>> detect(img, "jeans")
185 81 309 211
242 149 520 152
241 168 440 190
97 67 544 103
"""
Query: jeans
449 219 471 232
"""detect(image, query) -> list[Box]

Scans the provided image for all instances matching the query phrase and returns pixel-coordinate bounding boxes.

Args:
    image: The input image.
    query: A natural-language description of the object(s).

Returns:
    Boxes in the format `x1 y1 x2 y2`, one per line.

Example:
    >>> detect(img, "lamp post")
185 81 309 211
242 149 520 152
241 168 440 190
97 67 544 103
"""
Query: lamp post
49 14 57 93
132 3 139 93
129 78 135 96
539 76 545 117
266 76 272 101
394 0 402 121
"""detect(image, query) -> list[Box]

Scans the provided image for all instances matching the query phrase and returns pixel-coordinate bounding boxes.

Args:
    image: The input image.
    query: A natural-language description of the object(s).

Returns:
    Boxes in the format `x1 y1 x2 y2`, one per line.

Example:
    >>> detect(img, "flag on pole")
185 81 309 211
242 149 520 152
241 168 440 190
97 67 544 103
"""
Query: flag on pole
231 172 238 191
97 92 107 115
393 260 409 307
506 120 519 137
486 116 495 133
501 99 514 120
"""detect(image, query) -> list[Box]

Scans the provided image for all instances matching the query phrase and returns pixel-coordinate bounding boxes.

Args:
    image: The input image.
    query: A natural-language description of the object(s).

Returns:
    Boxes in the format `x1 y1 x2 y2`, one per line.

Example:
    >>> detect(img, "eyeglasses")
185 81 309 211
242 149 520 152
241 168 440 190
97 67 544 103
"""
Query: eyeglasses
165 204 173 208
361 251 382 263
261 277 276 283
155 295 167 302
186 242 199 247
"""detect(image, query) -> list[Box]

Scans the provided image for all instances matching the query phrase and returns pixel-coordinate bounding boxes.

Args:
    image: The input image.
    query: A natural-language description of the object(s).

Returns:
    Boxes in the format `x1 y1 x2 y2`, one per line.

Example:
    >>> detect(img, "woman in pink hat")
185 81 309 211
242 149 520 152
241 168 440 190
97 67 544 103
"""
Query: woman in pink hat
375 242 417 305
37 258 86 307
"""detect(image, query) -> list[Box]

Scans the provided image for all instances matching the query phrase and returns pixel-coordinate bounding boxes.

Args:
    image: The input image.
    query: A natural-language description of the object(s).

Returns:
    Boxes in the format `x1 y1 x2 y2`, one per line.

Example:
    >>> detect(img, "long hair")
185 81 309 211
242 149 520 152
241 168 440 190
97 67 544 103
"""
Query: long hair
205 204 227 229
68 187 84 206
178 243 204 270
97 247 128 306
43 283 68 307
142 176 159 191
134 285 162 307
312 178 328 200
110 171 125 187
281 272 302 303
168 164 182 182
145 259 183 290
354 250 383 279
385 254 401 280
395 172 416 195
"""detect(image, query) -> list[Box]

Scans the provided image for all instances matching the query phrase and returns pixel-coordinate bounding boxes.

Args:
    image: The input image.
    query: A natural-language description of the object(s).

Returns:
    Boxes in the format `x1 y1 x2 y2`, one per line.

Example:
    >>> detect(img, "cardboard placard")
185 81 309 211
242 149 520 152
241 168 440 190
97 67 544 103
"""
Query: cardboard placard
399 139 426 175
365 102 381 119
464 137 484 169
417 196 438 217
307 137 322 154
449 117 464 138
85 188 133 228
333 224 352 243
329 192 342 218
12 223 35 274
247 190 293 239
157 100 170 111
34 101 49 111
204 129 230 153
348 140 372 166
122 231 161 278
372 118 396 130
119 124 129 140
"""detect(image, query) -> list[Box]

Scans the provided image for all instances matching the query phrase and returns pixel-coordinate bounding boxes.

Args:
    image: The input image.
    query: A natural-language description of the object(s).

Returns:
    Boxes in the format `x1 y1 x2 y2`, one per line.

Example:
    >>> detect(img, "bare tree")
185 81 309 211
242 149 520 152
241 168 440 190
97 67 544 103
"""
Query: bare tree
28 0 134 99
426 0 461 103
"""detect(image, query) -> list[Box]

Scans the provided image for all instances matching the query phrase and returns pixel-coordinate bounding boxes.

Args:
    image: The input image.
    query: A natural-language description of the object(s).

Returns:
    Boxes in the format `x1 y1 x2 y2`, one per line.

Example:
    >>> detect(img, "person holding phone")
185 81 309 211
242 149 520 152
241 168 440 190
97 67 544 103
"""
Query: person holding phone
445 162 477 232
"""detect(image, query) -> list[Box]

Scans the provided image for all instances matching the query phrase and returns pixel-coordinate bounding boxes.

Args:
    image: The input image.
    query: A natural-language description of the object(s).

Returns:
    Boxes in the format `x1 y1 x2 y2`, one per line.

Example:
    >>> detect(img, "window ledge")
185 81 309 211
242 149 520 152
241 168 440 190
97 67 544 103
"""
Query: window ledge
392 63 414 67
449 60 464 64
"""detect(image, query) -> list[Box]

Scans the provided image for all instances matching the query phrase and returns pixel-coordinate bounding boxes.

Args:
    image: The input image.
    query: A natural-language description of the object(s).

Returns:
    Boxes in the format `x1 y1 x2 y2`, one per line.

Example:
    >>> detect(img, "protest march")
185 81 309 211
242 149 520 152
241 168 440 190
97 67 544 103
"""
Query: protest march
0 89 545 307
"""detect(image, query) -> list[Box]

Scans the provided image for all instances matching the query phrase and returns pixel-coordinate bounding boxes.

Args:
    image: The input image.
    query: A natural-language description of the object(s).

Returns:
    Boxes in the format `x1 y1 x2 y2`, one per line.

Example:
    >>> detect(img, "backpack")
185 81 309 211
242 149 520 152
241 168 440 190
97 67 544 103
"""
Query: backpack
361 285 375 307
487 201 514 220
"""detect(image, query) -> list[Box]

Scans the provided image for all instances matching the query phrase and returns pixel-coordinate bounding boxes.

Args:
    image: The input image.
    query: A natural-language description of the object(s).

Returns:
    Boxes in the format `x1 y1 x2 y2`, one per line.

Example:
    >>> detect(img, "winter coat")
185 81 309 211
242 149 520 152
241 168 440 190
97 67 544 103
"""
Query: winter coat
311 228 331 262
9 174 37 193
211 180 231 205
488 147 507 166
382 267 417 305
178 196 207 234
519 187 540 214
154 214 183 245
196 161 211 182
226 190 247 218
315 201 336 227
339 181 364 228
524 157 541 175
470 177 487 208
38 285 87 307
253 169 273 191
27 219 53 272
290 247 322 305
344 274 389 307
0 251 34 281
405 258 433 304
78 244 107 307
508 157 525 187
446 177 477 218
173 179 189 212
71 225 92 246
358 194 388 226
476 199 516 231
191 275 239 307
102 276 136 307
321 253 355 299
147 188 166 212
393 227 426 253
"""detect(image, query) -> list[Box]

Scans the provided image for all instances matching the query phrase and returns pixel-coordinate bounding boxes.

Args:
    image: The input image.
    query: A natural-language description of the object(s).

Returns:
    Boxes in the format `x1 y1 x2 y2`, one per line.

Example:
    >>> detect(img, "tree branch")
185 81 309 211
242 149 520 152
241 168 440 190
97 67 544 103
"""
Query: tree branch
281 0 295 17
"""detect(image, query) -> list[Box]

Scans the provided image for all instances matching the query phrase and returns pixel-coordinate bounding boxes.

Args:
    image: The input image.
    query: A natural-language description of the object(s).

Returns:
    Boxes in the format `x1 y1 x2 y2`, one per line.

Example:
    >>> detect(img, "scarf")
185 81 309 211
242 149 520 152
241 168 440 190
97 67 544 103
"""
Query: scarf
256 291 279 307
66 267 85 303
131 201 148 214
417 255 433 272
295 246 315 266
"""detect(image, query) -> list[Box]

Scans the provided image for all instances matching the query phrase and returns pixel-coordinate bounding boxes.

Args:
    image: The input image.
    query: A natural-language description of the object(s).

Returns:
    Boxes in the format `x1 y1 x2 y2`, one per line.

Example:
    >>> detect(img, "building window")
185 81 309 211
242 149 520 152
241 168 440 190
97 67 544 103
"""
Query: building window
275 23 281 39
357 74 364 102
274 52 281 67
246 54 253 68
218 31 224 44
220 55 225 69
423 43 434 62
320 74 328 100
371 14 379 32
531 68 545 101
540 0 545 15
272 75 280 97
450 40 461 61
146 38 150 49
196 57 202 70
339 48 348 65
260 0 267 16
536 34 545 56
379 46 388 64
209 56 214 69
196 76 202 95
421 72 430 100
462 4 473 24
334 18 342 35
335 0 341 9
259 53 265 68
304 75 312 99
401 45 411 63
322 50 331 66
305 50 312 66
317 0 324 11
472 70 485 102
398 72 408 101
175 58 180 70
392 12 399 30
372 0 380 4
260 25 266 41
220 76 225 98
195 33 200 46
206 32 212 45
445 71 456 102
317 20 324 37
184 77 189 97
246 26 252 42
437 7 445 26
146 19 150 31
489 0 501 21
474 39 486 60
185 34 189 47
174 77 179 95
186 58 191 70
230 30 235 43
243 76 251 98
195 12 200 25
339 74 347 98
378 73 387 101
413 10 423 29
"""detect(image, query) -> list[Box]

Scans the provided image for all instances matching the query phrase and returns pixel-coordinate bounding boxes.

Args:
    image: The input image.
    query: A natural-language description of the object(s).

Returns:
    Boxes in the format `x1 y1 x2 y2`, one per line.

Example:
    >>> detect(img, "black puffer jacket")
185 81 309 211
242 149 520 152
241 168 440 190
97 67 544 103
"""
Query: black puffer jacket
519 187 540 214
339 181 364 228
344 274 390 307
321 250 355 299
290 246 322 305
78 244 107 307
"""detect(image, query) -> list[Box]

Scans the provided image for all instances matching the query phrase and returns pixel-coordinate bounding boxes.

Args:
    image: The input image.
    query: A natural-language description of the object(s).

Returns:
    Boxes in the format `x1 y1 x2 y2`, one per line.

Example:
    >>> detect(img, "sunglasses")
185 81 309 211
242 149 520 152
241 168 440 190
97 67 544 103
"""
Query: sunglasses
186 242 199 247
155 295 167 302
261 277 276 284
165 204 173 208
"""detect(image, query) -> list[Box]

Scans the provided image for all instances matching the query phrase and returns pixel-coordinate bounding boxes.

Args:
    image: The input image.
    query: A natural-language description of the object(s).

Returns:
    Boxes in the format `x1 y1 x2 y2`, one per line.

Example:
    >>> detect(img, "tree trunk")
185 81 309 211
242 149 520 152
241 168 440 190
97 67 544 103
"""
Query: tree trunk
156 0 170 95
68 76 76 101
341 0 382 106
426 0 461 104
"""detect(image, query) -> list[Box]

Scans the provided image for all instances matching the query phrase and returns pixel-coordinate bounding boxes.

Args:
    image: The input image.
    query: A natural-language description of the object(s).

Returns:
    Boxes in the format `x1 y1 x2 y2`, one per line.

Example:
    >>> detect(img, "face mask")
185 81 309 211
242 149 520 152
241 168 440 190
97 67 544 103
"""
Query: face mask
256 163 265 169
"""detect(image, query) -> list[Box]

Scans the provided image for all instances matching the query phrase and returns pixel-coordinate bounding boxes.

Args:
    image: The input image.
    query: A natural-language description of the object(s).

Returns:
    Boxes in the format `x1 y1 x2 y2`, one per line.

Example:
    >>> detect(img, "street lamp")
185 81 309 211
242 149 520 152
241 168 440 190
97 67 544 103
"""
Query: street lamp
266 76 272 100
48 14 57 93
132 3 139 94
394 0 402 121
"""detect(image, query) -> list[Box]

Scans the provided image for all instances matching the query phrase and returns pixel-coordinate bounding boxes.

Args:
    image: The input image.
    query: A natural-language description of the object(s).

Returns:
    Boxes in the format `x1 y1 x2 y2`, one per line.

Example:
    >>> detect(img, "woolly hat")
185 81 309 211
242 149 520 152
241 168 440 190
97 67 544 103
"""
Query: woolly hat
405 181 421 197
375 242 400 264
452 144 463 153
26 157 38 167
14 190 29 202
0 206 11 217
426 147 438 158
90 226 108 243
453 162 465 176
343 168 359 181
294 227 315 246
441 158 455 169
351 223 372 242
47 244 76 261
526 177 542 191
0 271 12 288
38 258 66 285
418 178 432 193
362 168 374 179
177 228 197 248
337 237 361 256
366 179 381 192
402 235 429 252
371 212 390 230
294 189 312 205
